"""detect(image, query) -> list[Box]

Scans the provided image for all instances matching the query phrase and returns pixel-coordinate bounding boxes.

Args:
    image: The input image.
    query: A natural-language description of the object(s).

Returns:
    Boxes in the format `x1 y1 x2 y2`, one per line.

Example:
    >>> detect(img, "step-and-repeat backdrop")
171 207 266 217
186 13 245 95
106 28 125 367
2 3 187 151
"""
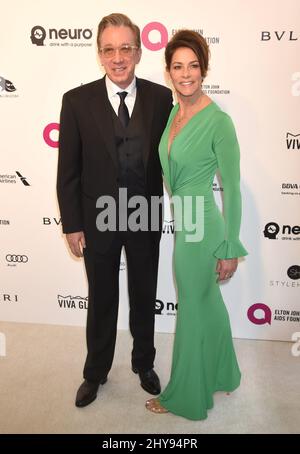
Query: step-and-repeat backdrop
1 0 299 341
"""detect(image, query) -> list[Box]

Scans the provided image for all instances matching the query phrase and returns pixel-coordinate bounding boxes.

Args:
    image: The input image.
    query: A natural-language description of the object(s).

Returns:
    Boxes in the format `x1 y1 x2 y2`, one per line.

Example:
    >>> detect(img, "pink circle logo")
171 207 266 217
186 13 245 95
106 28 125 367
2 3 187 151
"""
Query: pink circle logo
43 123 59 148
141 22 168 51
247 303 272 325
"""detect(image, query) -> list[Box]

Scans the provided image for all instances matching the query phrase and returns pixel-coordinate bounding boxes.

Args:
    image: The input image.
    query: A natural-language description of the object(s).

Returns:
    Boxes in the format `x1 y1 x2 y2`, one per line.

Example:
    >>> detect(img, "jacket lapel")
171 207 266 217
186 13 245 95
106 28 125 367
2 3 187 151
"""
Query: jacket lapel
88 77 118 169
136 78 154 169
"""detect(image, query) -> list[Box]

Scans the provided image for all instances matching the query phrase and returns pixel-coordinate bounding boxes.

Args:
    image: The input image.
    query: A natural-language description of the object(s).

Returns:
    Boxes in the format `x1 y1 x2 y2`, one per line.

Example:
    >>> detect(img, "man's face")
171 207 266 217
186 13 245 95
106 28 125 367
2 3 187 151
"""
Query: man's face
99 26 141 89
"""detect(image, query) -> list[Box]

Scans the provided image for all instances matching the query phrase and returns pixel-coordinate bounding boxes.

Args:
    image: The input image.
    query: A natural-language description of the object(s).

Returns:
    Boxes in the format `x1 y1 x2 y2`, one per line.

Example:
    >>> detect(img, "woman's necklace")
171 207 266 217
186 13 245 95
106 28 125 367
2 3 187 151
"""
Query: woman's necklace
171 92 205 140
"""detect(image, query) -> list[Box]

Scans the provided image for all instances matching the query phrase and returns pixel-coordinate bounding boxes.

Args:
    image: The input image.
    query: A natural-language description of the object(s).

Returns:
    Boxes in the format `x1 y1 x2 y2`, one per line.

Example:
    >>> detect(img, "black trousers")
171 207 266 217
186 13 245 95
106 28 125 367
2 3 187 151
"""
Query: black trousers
83 230 160 382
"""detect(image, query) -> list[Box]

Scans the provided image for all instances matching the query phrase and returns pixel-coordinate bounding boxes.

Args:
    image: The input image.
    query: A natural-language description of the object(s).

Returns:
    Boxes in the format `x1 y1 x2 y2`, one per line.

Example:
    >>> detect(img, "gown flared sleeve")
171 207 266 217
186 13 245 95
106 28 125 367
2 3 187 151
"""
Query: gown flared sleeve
212 113 248 259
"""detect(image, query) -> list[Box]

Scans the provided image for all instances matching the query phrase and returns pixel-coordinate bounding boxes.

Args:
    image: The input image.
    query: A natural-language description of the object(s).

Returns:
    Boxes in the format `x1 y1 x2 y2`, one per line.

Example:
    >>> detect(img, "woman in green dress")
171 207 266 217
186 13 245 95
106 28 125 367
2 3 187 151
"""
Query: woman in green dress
146 30 248 420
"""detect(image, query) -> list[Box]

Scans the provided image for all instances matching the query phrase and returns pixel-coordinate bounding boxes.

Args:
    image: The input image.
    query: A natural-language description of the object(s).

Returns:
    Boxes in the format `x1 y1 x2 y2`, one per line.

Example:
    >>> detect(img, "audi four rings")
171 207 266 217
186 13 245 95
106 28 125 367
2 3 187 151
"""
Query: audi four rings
6 255 28 263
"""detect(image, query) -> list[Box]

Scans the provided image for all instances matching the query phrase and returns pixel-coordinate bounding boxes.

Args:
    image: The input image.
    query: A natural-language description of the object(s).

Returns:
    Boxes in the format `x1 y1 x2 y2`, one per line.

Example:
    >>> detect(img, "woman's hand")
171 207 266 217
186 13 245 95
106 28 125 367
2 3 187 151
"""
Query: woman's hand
216 258 238 281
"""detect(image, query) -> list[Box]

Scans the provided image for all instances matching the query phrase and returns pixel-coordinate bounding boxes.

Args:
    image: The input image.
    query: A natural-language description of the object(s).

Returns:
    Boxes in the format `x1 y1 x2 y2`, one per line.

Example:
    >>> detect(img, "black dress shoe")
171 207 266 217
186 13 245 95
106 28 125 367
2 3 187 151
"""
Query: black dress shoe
132 368 161 395
75 377 107 408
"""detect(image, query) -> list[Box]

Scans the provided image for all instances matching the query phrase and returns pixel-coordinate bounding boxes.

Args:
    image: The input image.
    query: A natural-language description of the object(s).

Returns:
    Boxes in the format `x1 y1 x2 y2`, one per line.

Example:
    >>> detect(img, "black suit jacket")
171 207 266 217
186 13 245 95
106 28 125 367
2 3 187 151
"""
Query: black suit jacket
57 76 173 252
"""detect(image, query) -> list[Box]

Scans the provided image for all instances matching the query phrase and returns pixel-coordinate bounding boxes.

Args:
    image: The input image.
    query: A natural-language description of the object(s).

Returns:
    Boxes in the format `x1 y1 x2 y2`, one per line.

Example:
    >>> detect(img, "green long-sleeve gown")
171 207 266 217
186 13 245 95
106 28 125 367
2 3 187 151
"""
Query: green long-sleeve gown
158 102 248 420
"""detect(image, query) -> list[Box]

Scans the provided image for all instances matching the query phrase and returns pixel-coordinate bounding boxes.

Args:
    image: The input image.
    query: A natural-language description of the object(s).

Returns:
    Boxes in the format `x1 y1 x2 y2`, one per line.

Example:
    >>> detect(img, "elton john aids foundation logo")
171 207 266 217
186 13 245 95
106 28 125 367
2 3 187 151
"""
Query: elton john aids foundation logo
141 22 168 51
43 123 59 148
247 303 272 325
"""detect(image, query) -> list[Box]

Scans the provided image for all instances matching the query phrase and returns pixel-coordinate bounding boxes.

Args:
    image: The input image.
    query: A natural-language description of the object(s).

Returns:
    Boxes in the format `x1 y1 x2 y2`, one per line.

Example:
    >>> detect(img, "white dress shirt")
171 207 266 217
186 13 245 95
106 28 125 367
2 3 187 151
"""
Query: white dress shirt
105 75 137 117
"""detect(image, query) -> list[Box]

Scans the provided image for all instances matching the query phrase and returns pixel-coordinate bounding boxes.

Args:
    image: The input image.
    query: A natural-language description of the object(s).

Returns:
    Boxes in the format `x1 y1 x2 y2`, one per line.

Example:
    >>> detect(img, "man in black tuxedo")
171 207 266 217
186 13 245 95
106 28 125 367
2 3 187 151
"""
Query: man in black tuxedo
57 13 173 407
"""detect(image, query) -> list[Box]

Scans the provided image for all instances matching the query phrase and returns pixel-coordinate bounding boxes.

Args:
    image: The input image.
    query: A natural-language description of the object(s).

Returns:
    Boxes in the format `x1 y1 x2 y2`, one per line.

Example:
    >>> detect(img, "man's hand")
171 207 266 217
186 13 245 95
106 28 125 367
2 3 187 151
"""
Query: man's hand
66 231 86 258
216 258 238 282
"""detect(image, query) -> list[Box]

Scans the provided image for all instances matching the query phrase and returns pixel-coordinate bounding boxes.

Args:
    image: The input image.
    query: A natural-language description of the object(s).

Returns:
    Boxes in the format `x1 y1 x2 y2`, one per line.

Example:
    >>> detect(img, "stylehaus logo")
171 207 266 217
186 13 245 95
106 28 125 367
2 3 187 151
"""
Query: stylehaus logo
287 265 300 280
263 222 300 241
30 25 93 47
269 265 300 289
0 76 18 98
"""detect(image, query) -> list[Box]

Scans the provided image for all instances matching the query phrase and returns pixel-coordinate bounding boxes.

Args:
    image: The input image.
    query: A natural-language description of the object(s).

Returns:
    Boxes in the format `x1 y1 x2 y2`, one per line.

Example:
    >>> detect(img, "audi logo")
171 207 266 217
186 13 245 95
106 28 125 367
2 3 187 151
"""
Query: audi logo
6 254 28 263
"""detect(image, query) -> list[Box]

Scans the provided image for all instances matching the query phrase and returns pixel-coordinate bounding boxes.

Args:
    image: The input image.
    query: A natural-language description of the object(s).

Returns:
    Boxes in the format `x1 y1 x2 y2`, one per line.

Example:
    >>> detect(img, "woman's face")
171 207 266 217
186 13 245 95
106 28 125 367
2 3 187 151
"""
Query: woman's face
168 47 202 98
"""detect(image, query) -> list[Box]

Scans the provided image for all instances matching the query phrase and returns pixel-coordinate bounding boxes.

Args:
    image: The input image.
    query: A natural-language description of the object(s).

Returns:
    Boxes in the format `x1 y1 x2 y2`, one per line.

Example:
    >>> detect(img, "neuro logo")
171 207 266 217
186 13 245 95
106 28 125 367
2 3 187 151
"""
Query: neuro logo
263 222 280 239
155 299 164 315
247 303 272 325
141 22 168 51
30 26 46 46
287 265 300 280
16 171 30 186
43 123 60 148
30 25 93 47
0 76 16 92
155 299 178 316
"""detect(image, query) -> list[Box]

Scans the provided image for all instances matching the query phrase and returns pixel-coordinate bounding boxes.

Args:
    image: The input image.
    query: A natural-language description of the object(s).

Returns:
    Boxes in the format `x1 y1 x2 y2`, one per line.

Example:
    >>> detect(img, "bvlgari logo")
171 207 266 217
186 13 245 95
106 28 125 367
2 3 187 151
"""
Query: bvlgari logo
261 31 298 41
